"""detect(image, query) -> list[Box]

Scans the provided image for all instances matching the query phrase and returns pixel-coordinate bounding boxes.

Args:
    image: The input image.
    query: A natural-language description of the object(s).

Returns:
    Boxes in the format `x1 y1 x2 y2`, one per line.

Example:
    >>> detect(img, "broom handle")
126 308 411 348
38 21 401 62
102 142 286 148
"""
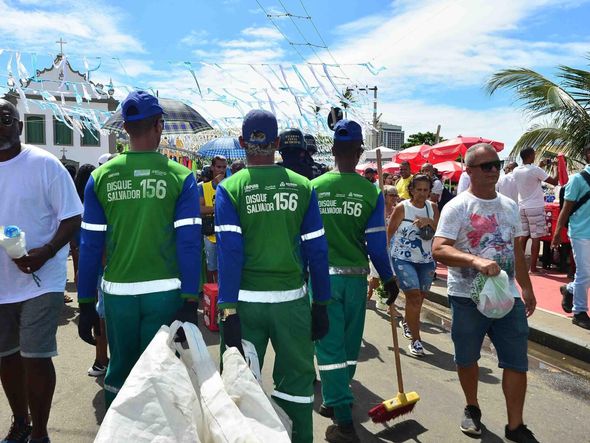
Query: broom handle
389 304 405 393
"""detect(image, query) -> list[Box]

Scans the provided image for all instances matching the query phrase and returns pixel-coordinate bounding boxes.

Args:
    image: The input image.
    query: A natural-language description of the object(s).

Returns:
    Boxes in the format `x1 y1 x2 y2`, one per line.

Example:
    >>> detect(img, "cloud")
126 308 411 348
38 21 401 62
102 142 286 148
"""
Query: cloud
0 0 144 55
321 0 590 88
219 39 276 49
180 30 209 47
241 26 283 40
379 99 529 156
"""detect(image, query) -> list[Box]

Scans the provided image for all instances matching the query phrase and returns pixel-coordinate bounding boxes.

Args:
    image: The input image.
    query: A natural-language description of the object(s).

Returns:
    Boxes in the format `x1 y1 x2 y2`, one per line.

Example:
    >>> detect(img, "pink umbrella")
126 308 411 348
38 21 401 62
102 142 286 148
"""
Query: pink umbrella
355 162 377 174
426 136 504 163
394 144 431 173
433 161 463 182
382 161 400 174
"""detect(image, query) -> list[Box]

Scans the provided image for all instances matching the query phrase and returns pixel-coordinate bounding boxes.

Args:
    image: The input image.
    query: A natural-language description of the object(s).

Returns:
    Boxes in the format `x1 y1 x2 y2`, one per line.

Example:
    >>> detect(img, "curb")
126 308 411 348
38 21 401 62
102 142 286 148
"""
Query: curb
425 289 590 364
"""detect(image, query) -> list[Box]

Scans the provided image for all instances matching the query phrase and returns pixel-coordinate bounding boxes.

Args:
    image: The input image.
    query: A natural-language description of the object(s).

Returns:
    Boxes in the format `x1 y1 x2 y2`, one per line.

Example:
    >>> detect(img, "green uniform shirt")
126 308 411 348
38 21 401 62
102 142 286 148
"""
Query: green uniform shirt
312 172 381 269
91 152 193 286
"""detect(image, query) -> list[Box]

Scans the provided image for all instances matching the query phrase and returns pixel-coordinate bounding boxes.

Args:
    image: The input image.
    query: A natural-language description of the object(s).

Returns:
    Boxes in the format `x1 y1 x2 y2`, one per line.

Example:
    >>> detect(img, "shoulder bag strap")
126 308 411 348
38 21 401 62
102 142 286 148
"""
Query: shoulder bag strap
569 169 590 216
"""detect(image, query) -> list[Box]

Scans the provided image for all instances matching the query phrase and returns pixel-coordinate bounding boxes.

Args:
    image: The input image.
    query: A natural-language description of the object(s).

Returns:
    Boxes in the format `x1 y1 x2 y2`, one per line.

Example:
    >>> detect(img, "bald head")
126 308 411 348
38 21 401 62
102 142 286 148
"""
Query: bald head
0 99 20 120
465 143 498 167
0 99 23 154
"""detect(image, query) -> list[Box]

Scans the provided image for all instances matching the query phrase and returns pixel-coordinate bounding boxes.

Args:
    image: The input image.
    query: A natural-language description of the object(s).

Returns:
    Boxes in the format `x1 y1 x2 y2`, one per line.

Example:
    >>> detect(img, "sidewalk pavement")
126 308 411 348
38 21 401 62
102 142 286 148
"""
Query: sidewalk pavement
428 265 590 363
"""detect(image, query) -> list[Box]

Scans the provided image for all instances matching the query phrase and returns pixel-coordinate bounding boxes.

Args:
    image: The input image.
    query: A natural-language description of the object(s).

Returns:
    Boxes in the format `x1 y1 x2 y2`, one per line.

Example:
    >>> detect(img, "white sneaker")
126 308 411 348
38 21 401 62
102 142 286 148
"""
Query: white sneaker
88 361 108 377
399 320 412 340
408 340 425 357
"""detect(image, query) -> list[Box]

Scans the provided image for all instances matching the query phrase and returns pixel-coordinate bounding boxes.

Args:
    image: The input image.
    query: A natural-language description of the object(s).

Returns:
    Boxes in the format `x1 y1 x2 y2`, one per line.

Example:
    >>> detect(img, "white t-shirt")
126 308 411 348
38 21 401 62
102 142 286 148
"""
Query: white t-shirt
456 171 470 194
496 173 518 203
512 164 548 209
0 145 83 303
431 178 443 201
392 200 434 264
435 191 524 298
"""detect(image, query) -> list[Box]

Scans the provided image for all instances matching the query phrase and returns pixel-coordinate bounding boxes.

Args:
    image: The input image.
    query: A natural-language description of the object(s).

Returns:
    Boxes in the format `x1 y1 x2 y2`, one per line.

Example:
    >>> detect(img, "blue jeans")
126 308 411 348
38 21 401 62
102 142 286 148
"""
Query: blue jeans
566 238 590 313
393 259 435 292
449 296 529 372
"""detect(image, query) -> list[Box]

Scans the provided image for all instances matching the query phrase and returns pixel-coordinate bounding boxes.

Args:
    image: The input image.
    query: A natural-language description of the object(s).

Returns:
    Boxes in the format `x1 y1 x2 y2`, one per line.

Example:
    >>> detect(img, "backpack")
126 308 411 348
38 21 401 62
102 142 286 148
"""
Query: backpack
568 170 590 218
438 186 455 212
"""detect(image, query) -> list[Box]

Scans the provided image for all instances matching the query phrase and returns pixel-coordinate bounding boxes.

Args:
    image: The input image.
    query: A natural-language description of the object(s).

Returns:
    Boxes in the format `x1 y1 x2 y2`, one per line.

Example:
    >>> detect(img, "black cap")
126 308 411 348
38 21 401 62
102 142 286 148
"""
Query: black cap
279 128 306 152
304 134 317 154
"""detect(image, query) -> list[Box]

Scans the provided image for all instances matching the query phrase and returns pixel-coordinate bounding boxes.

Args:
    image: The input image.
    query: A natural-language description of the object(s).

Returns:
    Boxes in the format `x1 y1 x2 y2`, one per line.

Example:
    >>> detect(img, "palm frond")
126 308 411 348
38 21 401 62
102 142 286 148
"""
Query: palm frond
557 65 590 108
511 124 586 165
486 68 587 121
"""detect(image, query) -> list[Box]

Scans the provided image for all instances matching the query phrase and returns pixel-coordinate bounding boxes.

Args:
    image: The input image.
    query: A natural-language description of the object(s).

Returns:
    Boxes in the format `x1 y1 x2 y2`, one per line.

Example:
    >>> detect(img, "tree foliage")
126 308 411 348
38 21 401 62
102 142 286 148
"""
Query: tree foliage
486 58 590 165
400 131 445 149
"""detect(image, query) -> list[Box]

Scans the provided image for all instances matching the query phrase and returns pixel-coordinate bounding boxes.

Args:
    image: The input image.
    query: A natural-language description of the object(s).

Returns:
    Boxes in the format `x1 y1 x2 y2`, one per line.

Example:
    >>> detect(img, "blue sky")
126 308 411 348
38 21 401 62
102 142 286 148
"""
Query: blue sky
1 0 589 151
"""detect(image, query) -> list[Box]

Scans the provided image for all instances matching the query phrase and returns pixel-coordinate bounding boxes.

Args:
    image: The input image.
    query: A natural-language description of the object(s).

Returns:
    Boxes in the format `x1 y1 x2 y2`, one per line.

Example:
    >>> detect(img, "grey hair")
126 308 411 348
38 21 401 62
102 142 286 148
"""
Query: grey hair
465 143 497 166
244 141 275 155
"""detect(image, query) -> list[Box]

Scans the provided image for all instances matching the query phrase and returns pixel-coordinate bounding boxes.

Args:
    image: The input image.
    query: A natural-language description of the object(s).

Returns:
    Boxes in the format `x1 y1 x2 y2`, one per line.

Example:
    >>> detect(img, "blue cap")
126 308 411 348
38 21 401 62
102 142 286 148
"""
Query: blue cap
242 109 278 145
334 119 363 143
121 90 165 122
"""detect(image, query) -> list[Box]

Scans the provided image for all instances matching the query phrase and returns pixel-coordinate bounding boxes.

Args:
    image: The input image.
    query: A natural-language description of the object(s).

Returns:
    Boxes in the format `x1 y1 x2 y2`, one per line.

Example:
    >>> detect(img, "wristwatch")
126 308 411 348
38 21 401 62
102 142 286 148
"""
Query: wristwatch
219 308 237 321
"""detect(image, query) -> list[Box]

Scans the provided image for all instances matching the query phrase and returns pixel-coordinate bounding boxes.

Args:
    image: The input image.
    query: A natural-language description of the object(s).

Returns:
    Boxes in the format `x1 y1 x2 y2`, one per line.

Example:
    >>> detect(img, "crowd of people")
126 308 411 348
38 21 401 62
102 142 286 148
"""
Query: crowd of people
3 88 590 443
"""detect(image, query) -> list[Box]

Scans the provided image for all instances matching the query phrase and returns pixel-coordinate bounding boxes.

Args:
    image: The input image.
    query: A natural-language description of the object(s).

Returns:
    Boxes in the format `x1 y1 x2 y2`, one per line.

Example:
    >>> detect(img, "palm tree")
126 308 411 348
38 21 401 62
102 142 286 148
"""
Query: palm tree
486 59 590 166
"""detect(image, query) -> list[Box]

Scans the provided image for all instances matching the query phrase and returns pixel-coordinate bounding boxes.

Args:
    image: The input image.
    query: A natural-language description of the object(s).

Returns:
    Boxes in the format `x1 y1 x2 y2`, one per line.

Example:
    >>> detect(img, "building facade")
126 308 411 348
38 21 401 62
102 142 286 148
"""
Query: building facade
3 55 118 167
377 122 404 151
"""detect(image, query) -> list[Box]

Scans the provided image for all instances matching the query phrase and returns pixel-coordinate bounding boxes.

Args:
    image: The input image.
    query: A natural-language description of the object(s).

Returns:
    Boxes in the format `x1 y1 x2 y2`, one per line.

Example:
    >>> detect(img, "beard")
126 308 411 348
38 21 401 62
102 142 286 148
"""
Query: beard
0 132 19 151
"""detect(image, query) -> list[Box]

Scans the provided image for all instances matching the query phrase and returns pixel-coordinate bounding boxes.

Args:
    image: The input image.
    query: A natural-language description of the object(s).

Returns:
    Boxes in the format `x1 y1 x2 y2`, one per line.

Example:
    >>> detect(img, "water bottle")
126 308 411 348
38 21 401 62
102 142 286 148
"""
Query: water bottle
0 225 28 259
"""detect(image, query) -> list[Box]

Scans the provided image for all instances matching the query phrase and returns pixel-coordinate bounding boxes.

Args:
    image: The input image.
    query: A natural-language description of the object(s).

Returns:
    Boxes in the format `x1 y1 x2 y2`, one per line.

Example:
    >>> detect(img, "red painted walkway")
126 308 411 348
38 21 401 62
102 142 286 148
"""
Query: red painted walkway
435 264 570 317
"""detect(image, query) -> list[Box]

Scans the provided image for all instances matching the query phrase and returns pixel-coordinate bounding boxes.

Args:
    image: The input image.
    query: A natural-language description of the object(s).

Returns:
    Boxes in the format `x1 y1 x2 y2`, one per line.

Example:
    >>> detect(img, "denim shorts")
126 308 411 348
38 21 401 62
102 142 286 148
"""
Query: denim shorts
393 259 435 292
449 296 529 372
203 236 218 271
0 292 63 358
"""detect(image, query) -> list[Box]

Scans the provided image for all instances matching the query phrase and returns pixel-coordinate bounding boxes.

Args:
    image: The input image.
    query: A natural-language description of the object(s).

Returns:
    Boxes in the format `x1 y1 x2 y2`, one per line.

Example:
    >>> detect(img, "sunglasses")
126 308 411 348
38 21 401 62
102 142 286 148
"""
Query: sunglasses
0 115 17 127
470 160 502 172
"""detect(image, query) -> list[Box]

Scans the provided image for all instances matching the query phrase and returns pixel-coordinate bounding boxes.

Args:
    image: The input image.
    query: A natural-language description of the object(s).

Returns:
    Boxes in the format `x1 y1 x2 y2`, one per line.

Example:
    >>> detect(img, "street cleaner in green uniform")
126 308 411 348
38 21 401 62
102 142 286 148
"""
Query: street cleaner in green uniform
312 119 399 442
77 91 202 407
215 109 331 443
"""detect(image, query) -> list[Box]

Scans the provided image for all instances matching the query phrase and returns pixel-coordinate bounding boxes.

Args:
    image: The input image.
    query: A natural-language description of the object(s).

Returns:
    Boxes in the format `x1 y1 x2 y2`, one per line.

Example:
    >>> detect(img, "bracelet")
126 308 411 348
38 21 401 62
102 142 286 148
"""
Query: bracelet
44 242 57 258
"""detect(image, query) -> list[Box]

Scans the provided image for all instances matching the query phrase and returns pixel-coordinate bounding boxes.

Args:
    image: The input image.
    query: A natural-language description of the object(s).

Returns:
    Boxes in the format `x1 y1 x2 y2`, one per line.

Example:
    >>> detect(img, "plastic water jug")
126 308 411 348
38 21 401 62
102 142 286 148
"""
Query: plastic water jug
0 225 28 259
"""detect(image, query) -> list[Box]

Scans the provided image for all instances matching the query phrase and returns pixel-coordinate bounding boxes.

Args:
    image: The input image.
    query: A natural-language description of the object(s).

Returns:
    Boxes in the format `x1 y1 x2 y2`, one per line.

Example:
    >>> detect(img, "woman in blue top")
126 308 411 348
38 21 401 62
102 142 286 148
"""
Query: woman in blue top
387 175 439 357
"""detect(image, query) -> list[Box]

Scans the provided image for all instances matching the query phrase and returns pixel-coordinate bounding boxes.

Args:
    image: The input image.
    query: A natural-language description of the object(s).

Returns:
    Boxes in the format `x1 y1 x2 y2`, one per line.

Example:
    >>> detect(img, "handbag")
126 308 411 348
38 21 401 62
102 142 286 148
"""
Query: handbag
202 215 215 236
402 201 435 240
418 203 435 240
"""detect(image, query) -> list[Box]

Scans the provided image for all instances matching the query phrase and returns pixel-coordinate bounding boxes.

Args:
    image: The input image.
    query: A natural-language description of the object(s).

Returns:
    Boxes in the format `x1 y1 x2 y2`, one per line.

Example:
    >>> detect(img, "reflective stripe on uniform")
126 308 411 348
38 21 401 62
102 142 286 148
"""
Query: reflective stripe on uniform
317 362 347 371
101 278 181 296
328 266 369 275
272 390 314 404
81 222 107 232
174 217 201 228
104 384 120 394
365 226 385 234
346 360 357 366
216 224 242 234
301 228 325 241
238 286 305 303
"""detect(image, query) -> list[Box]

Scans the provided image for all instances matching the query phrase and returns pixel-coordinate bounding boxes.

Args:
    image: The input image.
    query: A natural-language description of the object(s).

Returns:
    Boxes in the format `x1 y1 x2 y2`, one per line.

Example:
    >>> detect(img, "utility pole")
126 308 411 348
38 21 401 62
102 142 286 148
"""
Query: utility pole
354 86 379 149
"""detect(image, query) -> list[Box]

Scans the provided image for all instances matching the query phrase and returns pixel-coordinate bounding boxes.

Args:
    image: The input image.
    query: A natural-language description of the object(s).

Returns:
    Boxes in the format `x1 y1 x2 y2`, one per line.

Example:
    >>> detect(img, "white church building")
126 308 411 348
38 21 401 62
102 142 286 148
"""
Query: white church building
3 52 118 167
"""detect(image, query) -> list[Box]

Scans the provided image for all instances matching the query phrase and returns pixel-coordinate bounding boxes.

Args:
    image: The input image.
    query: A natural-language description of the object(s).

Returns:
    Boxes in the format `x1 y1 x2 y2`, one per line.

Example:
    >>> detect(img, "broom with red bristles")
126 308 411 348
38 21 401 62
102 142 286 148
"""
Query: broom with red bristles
368 303 420 422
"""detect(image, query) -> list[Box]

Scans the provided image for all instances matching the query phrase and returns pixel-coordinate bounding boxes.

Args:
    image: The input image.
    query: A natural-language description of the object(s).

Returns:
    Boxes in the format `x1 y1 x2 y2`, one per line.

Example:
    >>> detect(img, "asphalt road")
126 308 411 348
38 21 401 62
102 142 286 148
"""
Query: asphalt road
1 260 589 442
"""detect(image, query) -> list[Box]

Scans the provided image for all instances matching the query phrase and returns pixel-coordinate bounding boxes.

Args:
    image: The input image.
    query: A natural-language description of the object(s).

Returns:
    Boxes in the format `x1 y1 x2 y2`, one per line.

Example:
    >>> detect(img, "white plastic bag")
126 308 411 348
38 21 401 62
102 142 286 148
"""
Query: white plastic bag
95 326 202 443
470 270 515 319
96 322 291 443
167 321 260 443
222 347 292 440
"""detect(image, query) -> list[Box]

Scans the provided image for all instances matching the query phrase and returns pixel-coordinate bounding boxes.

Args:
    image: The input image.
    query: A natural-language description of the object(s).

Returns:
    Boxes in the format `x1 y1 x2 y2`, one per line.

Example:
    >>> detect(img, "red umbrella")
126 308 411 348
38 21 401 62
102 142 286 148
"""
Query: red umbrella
394 144 431 173
426 136 504 163
433 161 464 182
557 153 568 185
382 161 400 174
355 162 377 174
